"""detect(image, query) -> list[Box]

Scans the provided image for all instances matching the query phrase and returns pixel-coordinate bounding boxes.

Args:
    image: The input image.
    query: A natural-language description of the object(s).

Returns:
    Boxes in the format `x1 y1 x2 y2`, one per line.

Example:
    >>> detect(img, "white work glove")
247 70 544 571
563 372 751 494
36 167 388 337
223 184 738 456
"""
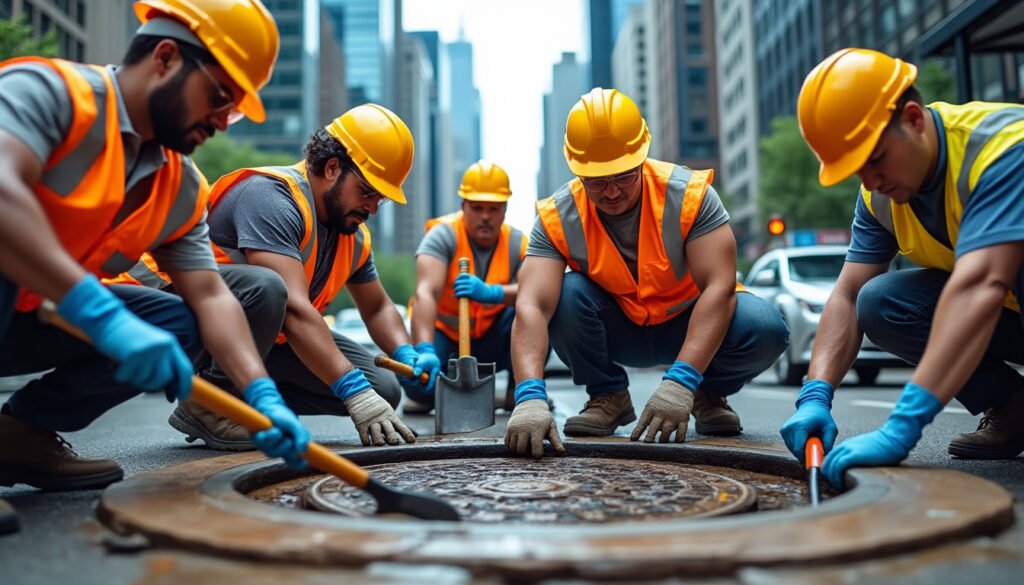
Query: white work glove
344 390 416 446
630 379 694 443
504 399 565 458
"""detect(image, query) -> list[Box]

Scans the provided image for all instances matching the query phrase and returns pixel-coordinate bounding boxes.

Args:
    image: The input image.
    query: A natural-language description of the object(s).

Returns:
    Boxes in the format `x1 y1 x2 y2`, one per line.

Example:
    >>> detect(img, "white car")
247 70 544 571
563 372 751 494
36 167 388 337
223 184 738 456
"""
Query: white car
743 246 907 386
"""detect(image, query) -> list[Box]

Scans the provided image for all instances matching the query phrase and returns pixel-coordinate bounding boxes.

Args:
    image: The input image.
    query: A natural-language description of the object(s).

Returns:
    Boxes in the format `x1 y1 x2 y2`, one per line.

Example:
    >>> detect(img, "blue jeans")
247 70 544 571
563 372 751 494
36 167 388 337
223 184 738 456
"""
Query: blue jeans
0 280 201 432
434 306 516 375
857 268 1024 414
549 272 789 397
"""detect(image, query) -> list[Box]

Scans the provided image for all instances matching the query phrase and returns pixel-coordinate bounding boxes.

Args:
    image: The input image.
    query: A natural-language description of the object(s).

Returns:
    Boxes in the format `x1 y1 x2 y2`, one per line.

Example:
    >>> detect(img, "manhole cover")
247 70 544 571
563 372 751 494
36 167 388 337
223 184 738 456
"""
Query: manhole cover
303 457 757 522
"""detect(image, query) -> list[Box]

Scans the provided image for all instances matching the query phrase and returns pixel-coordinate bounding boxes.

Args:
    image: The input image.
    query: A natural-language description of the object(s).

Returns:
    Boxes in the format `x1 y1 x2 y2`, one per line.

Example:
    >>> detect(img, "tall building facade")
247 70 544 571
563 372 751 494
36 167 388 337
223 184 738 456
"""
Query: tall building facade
444 36 482 213
646 0 719 172
611 4 649 114
537 52 586 199
409 30 454 219
715 0 759 257
3 0 135 64
322 0 391 106
752 0 821 137
585 0 646 89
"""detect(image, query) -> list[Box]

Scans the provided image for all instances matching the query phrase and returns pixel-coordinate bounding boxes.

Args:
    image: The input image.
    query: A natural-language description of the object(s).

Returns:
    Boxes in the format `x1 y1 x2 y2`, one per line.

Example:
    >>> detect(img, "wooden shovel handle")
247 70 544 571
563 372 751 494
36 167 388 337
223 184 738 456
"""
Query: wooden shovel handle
37 301 370 488
374 354 430 384
458 257 470 357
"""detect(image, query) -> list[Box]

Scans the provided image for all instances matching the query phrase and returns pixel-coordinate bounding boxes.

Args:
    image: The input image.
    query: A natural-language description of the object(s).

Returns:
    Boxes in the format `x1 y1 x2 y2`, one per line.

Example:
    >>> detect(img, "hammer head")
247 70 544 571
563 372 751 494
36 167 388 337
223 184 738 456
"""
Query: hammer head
434 356 496 434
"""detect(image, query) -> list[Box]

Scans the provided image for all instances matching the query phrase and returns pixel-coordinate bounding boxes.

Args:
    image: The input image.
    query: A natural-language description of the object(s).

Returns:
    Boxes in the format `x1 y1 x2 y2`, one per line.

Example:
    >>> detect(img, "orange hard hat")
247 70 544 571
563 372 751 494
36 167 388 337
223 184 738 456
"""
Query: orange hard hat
134 0 279 123
325 104 415 205
797 48 918 187
458 160 512 202
563 87 650 177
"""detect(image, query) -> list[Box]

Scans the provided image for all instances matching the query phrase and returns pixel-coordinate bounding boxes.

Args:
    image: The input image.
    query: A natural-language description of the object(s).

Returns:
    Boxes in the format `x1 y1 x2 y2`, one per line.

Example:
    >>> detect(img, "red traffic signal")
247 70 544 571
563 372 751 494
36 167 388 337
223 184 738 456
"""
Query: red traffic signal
767 216 786 236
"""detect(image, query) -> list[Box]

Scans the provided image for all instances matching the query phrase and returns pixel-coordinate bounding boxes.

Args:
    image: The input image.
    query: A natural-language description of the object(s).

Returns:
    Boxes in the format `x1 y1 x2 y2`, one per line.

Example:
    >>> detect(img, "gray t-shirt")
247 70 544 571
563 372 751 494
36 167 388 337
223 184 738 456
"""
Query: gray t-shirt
0 62 215 272
206 174 378 300
415 222 525 281
527 181 729 280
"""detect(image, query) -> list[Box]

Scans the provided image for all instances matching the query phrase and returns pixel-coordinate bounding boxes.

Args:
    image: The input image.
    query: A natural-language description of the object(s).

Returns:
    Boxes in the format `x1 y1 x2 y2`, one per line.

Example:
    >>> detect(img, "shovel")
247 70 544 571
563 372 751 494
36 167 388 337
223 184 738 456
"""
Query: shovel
435 257 496 434
38 301 460 522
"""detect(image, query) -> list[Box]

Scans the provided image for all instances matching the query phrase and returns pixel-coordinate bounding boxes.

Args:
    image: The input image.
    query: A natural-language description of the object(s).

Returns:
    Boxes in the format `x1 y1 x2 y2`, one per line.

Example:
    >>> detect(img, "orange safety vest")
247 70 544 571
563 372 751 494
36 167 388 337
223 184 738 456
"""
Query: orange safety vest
5 57 207 311
537 158 741 327
426 211 526 340
207 162 372 343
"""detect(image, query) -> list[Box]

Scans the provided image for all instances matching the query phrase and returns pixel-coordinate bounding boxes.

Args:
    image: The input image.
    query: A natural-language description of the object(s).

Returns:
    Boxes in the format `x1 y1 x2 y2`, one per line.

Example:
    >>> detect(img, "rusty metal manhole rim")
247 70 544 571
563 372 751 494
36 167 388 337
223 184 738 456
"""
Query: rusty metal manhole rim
98 438 1015 578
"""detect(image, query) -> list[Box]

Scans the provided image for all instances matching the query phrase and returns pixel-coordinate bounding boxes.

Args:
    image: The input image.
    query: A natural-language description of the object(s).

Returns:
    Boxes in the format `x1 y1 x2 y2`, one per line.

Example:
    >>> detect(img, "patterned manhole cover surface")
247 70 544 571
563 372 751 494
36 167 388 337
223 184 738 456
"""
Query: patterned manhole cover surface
301 457 758 523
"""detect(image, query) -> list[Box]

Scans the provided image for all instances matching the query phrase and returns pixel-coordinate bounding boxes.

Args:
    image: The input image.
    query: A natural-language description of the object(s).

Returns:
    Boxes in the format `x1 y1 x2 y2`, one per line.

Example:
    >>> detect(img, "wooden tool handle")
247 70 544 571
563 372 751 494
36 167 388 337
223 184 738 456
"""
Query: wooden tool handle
38 301 370 488
805 436 824 469
457 256 470 357
374 354 430 384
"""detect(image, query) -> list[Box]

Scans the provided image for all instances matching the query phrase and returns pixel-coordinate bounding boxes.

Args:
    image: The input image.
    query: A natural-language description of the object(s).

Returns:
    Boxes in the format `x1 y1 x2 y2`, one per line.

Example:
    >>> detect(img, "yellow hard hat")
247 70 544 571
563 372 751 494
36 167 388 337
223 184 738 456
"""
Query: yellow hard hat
134 0 279 123
797 48 918 187
458 160 512 202
563 87 650 177
325 104 415 205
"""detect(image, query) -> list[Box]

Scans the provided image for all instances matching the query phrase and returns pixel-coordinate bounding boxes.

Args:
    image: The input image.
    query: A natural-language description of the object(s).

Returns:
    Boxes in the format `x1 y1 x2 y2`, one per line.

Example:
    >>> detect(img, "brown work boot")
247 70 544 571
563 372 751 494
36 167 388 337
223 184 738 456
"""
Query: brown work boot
169 400 254 451
563 390 636 437
692 389 743 436
0 414 123 491
948 391 1024 459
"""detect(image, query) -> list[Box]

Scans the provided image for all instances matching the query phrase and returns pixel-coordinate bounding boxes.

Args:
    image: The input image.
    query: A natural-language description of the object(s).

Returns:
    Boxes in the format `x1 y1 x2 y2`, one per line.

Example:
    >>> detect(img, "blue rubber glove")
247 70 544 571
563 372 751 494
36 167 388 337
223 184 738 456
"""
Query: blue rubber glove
391 343 441 382
394 343 441 403
57 275 192 401
822 382 943 489
663 361 703 390
513 378 548 405
243 378 310 469
780 380 838 464
453 273 504 304
330 368 373 400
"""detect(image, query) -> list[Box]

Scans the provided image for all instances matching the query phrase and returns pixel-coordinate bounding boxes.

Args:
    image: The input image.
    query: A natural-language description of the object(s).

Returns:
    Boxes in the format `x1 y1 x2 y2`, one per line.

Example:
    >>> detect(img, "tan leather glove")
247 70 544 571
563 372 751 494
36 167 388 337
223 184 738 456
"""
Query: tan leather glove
504 399 565 458
343 390 416 446
630 379 694 443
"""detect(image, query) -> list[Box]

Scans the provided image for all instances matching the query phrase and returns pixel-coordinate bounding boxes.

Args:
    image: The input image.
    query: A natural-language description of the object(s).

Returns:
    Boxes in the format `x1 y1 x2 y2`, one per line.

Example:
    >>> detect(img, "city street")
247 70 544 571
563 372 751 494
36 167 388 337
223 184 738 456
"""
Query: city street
2 366 1022 584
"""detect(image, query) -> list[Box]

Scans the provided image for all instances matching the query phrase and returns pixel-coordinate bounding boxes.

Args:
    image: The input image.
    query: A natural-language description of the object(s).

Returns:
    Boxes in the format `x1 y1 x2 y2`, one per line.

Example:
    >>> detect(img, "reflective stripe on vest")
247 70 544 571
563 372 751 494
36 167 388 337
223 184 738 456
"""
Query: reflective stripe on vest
536 159 710 326
7 57 205 311
863 102 1024 312
207 162 372 342
430 210 524 340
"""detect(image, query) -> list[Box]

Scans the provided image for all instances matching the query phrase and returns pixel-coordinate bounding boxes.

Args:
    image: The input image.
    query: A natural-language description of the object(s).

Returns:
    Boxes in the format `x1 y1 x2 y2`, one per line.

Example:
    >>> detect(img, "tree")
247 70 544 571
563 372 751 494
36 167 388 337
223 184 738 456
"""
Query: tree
758 116 859 231
916 58 958 104
0 16 58 60
190 134 293 182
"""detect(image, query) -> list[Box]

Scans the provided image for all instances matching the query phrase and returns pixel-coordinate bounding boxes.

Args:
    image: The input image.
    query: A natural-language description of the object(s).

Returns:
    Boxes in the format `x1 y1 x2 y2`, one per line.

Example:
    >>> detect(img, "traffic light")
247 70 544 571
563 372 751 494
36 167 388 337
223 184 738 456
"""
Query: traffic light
767 215 786 236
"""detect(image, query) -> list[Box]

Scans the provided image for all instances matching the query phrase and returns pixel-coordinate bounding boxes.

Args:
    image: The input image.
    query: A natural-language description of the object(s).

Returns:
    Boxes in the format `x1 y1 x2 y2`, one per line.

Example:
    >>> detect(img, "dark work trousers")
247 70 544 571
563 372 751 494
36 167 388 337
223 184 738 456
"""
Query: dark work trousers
0 276 201 432
201 264 401 415
548 272 789 397
433 305 516 375
857 268 1024 414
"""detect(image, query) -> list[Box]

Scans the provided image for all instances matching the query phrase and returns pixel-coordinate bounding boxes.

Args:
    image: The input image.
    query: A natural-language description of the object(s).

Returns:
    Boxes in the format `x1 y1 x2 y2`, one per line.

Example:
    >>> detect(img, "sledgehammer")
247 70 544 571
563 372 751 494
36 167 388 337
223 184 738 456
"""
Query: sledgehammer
38 301 460 521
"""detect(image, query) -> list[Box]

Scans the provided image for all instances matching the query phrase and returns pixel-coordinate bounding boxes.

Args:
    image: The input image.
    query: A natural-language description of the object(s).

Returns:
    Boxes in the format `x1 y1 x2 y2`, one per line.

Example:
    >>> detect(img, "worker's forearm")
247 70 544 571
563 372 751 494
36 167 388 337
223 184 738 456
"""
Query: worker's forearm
498 283 517 306
913 280 1007 404
511 304 550 381
0 184 87 300
411 289 438 345
282 302 354 385
364 304 410 355
193 293 267 391
806 294 864 386
676 286 735 371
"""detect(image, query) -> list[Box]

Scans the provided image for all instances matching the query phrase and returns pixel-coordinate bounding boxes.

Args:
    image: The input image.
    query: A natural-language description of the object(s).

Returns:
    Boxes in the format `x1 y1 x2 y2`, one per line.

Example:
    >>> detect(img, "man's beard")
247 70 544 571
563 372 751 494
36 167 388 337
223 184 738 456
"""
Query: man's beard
323 176 368 235
149 66 216 154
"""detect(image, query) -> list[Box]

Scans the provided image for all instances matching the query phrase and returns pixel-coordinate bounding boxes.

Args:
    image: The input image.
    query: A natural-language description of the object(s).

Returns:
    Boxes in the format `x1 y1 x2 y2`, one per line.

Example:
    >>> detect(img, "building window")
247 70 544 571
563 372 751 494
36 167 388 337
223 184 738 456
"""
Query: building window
76 1 85 26
0 0 11 18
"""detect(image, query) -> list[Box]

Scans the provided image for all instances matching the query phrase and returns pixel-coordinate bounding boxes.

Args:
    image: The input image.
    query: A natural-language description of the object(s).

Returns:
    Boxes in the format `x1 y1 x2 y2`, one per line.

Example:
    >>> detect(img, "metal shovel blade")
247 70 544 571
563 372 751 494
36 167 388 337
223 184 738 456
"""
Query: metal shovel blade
435 356 496 434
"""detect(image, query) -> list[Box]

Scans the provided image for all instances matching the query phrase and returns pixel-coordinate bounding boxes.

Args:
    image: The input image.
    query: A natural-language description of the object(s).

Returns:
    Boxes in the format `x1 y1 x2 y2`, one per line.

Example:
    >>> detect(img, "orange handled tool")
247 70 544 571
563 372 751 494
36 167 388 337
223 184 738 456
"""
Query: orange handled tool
38 301 459 521
374 354 430 384
805 436 824 507
457 256 470 357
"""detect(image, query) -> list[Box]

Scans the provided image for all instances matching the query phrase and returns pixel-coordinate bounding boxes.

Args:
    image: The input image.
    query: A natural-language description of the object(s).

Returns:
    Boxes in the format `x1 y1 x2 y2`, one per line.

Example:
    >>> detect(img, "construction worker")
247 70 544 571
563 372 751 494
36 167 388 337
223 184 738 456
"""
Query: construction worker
0 0 310 536
155 104 428 449
782 48 1024 488
506 88 789 457
405 160 528 413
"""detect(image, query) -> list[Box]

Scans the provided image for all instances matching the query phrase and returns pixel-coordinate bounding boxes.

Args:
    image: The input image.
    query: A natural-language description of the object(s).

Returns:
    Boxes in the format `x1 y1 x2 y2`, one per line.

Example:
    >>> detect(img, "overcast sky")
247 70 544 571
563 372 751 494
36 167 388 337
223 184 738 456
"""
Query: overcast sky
403 0 585 232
